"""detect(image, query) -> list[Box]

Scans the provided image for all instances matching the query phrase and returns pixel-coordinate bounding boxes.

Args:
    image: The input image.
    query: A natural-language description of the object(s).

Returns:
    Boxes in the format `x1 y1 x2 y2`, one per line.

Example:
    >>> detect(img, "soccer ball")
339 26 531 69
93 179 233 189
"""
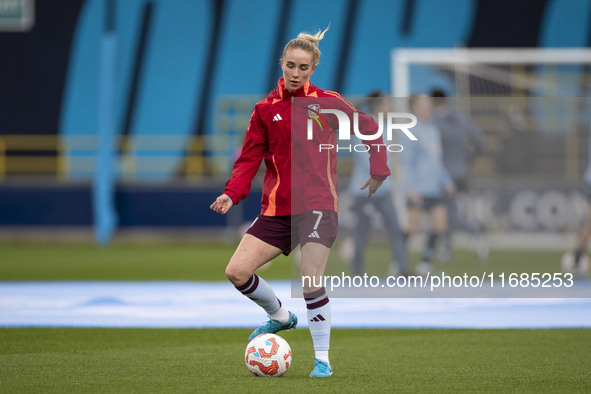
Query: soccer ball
245 334 292 377
560 252 590 277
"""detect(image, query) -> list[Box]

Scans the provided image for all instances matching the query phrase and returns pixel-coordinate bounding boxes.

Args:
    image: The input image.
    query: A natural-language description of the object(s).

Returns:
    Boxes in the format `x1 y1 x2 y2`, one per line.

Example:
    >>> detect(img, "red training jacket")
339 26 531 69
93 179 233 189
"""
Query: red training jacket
223 77 390 216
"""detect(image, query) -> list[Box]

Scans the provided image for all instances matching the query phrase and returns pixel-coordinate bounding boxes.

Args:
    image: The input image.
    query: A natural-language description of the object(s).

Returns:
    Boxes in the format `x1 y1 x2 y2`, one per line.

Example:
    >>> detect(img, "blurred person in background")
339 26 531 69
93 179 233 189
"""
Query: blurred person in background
346 91 410 277
564 127 591 278
430 89 488 262
210 27 389 377
403 94 455 275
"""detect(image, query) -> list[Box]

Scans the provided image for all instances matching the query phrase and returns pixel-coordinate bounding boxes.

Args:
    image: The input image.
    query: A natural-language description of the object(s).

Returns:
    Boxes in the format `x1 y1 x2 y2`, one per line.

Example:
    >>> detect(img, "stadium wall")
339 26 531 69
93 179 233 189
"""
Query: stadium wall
1 0 591 229
0 185 262 228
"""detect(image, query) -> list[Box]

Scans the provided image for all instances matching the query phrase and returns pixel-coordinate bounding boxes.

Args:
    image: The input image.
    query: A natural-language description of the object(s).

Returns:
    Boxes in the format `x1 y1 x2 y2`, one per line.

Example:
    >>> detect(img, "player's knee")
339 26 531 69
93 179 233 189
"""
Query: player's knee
224 265 239 284
225 264 250 286
433 223 447 235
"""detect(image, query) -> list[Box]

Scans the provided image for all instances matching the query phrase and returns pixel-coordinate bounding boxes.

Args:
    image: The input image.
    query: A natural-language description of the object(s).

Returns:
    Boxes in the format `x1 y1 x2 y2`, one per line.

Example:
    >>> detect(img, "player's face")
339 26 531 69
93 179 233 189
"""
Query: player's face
411 96 432 121
374 97 392 115
281 48 315 92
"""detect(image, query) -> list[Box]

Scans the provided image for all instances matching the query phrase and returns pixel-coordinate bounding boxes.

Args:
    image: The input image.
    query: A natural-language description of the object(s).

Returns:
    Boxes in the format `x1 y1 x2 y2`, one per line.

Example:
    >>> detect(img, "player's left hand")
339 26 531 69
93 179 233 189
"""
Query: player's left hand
361 177 384 198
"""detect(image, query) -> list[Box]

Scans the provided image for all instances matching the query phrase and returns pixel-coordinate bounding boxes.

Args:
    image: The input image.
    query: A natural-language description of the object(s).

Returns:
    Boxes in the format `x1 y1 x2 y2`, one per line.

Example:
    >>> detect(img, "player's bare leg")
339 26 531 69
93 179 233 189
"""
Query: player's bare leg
225 234 297 341
416 204 447 275
225 234 281 286
574 201 591 265
300 242 330 293
429 204 448 236
428 204 448 263
406 207 422 235
406 206 430 274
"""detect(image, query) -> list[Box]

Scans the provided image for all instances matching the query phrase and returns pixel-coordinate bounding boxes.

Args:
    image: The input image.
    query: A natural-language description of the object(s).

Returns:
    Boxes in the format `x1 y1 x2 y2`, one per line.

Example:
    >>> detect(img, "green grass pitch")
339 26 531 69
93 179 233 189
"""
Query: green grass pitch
1 328 590 392
0 241 570 281
0 241 590 392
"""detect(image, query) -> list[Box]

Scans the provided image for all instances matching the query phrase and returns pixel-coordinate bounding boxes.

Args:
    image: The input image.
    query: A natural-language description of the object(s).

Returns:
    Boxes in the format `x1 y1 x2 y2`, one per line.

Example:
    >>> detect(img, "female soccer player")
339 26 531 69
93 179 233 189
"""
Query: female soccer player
210 27 390 377
402 94 455 275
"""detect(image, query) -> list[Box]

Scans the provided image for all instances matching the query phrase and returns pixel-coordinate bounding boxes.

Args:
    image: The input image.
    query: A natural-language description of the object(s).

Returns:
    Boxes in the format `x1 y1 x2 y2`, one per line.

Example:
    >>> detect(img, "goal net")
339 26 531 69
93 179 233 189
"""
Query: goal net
391 48 591 185
390 48 591 237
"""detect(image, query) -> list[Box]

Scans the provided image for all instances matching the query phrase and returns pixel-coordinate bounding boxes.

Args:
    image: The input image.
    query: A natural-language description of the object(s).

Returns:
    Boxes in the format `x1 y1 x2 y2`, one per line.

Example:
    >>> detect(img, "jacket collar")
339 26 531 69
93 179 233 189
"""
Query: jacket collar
276 77 312 99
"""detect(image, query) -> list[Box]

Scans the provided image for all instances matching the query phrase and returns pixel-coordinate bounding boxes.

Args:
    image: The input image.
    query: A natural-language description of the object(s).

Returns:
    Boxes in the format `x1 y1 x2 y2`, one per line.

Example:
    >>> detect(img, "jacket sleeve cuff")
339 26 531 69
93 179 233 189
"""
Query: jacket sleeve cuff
370 174 388 181
222 193 234 205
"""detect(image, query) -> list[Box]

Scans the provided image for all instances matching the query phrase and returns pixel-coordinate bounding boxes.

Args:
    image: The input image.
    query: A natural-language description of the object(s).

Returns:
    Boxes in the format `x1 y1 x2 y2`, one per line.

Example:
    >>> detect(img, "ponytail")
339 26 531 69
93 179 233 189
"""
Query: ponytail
282 26 330 66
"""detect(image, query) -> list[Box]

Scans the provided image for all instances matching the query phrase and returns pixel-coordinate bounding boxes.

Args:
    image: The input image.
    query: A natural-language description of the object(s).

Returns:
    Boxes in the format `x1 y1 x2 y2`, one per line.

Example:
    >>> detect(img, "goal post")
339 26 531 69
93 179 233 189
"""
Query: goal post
391 48 591 97
390 48 591 184
390 48 591 242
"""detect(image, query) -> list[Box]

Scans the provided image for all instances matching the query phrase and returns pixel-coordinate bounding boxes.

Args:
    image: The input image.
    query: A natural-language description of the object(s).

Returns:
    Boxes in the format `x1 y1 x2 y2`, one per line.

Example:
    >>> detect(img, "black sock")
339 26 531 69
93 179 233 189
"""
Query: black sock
422 233 438 262
574 249 584 266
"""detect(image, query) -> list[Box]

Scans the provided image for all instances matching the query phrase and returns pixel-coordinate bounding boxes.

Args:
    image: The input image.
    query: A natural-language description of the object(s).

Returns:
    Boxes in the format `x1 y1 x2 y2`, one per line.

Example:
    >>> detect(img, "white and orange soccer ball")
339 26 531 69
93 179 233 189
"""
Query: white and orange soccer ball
560 251 590 278
244 334 292 377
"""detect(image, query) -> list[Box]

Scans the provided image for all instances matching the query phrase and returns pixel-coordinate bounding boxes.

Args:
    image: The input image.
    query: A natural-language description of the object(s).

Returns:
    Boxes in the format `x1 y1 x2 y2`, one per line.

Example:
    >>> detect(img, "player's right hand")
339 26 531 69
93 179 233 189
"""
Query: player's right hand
445 183 456 196
210 194 233 215
361 176 384 198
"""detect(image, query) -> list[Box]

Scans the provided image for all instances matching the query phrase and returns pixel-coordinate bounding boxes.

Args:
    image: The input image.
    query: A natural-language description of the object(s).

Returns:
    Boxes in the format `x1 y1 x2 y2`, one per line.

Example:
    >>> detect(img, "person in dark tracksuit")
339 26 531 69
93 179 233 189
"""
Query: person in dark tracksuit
431 89 488 262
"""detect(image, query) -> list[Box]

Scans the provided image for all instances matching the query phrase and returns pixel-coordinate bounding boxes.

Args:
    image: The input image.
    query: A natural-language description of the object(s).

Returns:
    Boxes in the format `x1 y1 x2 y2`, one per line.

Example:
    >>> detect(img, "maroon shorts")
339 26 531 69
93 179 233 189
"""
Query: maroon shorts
245 210 338 256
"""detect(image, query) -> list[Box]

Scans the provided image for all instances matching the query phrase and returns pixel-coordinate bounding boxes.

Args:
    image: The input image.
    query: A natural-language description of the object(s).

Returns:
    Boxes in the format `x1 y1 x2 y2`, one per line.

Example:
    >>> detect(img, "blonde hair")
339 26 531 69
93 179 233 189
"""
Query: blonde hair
282 26 330 67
